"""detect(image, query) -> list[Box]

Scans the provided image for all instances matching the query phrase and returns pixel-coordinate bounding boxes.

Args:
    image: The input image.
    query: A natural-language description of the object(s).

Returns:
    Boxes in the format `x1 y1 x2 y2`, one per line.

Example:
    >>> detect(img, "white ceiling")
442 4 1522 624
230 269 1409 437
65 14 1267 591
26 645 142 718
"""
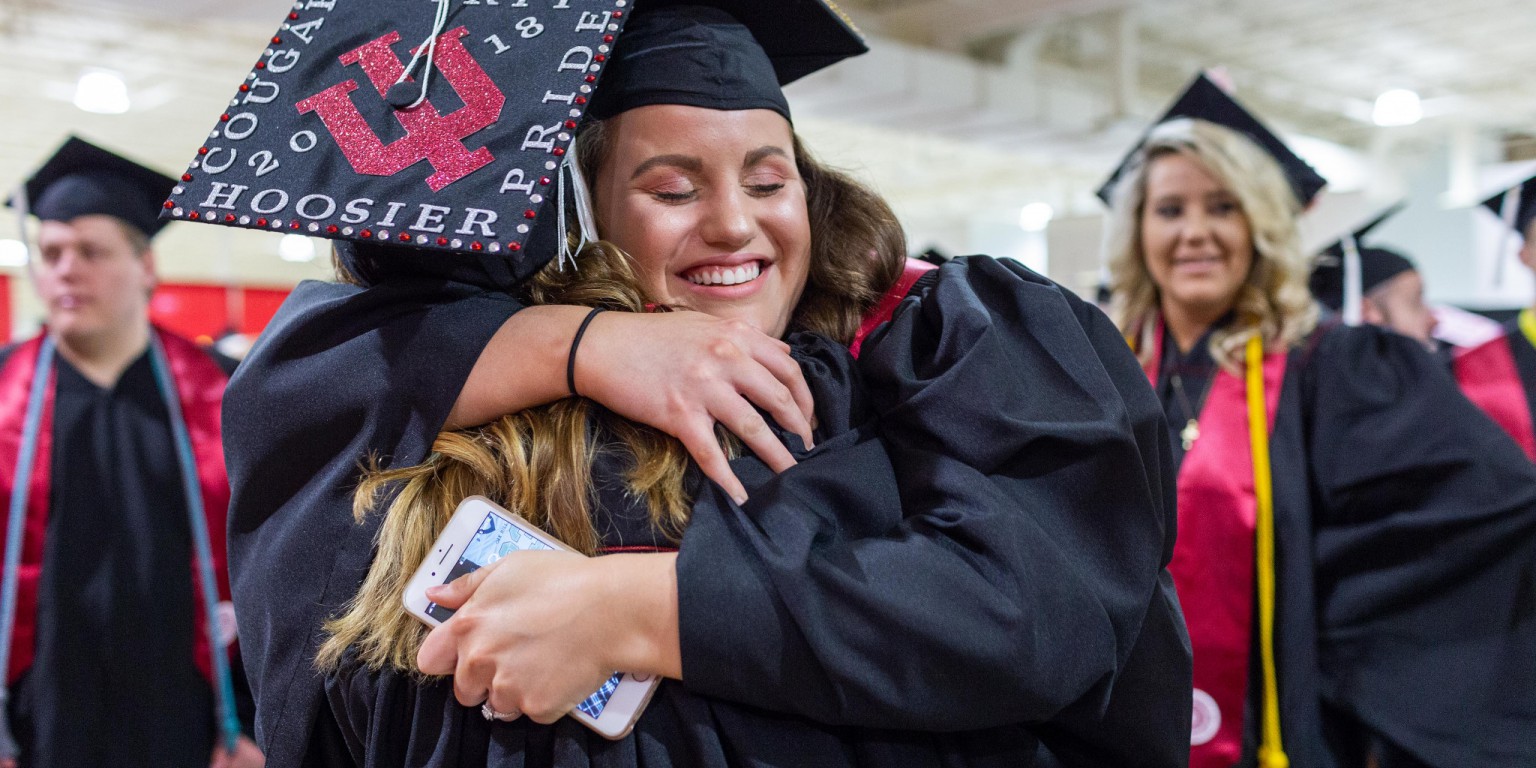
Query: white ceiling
1 0 1533 301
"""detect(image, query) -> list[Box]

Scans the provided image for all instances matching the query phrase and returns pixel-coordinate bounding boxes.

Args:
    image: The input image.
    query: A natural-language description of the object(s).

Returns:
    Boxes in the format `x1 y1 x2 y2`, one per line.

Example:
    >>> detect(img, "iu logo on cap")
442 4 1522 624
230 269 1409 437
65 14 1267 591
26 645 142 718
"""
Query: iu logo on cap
296 26 505 191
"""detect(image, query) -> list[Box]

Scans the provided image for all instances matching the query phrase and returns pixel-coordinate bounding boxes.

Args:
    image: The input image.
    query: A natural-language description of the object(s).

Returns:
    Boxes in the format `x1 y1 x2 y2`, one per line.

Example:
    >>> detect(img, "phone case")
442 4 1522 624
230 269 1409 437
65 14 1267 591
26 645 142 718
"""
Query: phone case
402 495 659 739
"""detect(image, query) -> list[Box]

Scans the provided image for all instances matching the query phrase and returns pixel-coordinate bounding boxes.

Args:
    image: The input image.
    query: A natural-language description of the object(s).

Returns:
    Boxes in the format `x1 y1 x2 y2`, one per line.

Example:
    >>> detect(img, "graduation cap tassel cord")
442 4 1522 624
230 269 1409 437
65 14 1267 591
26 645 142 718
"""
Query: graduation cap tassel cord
1495 183 1524 289
560 141 600 271
1341 235 1363 326
388 0 451 111
557 155 572 271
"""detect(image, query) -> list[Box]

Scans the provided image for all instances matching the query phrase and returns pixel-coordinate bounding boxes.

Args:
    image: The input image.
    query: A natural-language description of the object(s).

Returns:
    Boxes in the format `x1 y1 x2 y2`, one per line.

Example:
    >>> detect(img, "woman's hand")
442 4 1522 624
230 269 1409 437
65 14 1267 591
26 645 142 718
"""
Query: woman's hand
452 306 815 504
577 312 815 503
416 552 681 723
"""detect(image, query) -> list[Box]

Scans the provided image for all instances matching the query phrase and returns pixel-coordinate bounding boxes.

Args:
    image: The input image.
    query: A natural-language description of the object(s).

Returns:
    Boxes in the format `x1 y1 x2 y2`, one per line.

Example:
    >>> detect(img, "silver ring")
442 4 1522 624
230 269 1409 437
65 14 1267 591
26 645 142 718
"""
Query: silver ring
481 702 520 722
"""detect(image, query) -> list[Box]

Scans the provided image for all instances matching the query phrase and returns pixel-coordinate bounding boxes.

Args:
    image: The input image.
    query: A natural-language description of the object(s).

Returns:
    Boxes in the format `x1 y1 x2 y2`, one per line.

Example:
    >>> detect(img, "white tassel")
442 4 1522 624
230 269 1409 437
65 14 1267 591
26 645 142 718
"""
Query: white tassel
393 0 451 110
1495 183 1524 288
557 140 600 271
1341 234 1362 326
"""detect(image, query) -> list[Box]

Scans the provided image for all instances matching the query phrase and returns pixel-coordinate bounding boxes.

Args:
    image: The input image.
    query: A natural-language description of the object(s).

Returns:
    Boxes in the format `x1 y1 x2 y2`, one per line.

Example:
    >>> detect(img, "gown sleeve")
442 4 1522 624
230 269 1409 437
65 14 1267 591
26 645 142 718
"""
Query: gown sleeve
676 257 1188 759
223 277 521 767
1305 324 1536 768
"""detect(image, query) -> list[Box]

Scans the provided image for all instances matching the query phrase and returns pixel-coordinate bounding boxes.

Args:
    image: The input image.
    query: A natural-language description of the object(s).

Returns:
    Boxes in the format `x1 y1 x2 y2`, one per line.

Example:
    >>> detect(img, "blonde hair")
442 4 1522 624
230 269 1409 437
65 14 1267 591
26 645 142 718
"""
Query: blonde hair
316 242 714 673
1104 118 1318 369
317 126 910 674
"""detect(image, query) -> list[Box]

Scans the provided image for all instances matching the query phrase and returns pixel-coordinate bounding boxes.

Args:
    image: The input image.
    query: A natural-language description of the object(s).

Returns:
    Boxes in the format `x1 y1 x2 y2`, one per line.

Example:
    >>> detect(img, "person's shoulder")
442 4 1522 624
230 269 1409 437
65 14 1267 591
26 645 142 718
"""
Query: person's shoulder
1301 320 1456 397
940 255 1095 307
939 255 1116 333
202 346 241 377
0 333 52 372
153 327 240 378
1309 320 1421 360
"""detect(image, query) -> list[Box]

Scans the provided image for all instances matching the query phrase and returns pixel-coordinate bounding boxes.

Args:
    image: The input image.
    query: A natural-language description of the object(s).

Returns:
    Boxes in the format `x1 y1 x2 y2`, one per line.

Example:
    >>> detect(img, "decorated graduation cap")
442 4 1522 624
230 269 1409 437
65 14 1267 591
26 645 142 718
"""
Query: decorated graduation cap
165 0 864 289
10 136 177 238
1096 72 1328 208
1309 202 1407 320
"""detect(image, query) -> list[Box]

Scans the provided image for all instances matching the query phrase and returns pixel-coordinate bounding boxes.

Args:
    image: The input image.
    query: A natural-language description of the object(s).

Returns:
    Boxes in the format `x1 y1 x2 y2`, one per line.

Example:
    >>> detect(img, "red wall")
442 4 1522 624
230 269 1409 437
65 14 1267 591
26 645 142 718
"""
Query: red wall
148 284 290 344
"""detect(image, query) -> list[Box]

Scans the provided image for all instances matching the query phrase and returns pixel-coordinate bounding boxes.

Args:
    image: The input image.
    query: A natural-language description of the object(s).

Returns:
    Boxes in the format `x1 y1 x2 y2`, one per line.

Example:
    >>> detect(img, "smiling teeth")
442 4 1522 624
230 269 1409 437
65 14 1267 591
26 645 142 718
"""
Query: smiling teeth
686 262 761 286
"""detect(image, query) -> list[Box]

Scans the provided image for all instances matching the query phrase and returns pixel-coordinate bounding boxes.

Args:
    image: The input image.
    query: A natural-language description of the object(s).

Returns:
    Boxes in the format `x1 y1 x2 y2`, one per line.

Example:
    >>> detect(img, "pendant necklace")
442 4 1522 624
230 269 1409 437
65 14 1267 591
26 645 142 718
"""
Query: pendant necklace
1170 372 1214 451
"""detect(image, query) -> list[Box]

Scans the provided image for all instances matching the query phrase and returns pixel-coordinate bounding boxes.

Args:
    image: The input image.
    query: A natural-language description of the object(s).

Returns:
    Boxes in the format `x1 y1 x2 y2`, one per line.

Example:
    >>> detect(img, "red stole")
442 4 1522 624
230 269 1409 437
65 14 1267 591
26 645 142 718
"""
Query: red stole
0 329 233 685
1143 330 1286 768
1453 333 1536 461
850 258 937 358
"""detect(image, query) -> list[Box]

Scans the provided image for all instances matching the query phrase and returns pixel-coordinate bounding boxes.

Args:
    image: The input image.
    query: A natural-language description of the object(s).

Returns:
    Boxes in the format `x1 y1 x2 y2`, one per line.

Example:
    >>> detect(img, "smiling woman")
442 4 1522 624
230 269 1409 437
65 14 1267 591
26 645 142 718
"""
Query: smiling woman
591 106 812 338
1103 95 1536 768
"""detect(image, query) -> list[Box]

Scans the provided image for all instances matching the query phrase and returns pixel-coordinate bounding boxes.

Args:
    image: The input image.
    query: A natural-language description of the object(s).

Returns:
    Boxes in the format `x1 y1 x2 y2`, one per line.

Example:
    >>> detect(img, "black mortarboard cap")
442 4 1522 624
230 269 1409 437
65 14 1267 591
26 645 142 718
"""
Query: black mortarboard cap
1096 73 1328 208
587 2 865 122
1480 173 1536 241
1309 202 1408 312
1309 247 1416 311
1318 202 1406 259
10 136 177 238
166 0 864 289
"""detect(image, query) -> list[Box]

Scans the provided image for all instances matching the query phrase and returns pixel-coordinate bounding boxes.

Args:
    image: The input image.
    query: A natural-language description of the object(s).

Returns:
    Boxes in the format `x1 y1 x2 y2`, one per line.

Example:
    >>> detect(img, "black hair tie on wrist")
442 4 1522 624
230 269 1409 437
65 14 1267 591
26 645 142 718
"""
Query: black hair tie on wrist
567 307 606 397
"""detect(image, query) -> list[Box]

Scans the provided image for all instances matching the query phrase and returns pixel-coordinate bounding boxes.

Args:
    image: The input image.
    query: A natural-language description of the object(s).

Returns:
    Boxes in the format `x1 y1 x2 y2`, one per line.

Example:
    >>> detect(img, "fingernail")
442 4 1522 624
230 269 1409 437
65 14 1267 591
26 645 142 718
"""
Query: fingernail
732 493 748 506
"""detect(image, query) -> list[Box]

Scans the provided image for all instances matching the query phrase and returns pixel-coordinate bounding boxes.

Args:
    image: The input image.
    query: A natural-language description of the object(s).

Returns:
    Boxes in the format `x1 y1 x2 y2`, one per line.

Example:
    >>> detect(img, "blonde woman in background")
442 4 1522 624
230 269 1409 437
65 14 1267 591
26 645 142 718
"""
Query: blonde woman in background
1105 96 1536 768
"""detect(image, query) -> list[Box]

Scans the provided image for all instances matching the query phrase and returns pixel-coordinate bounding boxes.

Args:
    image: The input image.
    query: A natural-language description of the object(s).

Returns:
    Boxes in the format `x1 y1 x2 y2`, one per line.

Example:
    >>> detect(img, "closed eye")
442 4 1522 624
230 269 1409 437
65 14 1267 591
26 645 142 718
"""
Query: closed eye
746 183 785 198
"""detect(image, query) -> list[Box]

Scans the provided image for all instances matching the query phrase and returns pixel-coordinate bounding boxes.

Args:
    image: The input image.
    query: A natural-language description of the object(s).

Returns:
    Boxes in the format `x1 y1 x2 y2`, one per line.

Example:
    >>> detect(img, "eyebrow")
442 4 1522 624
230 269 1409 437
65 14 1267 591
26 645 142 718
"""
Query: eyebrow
743 145 791 168
628 146 792 180
629 154 703 180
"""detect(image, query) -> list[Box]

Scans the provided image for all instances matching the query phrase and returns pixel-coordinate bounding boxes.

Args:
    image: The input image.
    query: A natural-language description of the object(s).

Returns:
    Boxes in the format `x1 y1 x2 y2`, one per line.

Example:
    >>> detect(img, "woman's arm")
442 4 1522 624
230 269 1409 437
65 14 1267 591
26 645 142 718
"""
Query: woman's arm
449 307 817 504
413 259 1186 748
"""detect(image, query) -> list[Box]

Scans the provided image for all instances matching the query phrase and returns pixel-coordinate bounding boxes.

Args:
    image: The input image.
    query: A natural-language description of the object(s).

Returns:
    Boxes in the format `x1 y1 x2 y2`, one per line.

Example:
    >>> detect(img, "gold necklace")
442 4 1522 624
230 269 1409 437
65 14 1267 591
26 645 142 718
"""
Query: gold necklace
1170 372 1214 451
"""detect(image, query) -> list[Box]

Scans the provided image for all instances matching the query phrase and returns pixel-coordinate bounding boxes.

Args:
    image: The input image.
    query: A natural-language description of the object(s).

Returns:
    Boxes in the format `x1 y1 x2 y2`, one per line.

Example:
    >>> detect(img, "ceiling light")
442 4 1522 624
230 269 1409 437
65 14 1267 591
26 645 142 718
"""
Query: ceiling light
0 240 28 267
74 71 130 114
1018 202 1054 232
1371 89 1422 127
278 235 317 262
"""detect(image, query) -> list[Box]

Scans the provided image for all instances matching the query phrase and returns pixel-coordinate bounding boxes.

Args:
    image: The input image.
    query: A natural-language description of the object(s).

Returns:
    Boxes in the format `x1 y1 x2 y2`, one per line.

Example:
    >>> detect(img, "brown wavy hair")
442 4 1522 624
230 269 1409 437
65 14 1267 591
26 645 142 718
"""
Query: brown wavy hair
316 124 907 674
1104 118 1318 370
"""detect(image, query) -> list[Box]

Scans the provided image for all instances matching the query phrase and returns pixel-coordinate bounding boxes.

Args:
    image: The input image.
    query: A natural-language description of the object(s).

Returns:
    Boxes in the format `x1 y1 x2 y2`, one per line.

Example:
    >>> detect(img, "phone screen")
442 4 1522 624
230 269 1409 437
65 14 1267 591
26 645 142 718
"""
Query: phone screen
426 508 624 719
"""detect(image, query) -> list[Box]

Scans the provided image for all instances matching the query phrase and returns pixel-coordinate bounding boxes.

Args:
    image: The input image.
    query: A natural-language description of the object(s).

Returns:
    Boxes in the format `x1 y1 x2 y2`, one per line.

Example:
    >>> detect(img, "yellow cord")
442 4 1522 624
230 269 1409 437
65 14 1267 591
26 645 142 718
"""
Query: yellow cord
1518 308 1536 353
1247 335 1289 768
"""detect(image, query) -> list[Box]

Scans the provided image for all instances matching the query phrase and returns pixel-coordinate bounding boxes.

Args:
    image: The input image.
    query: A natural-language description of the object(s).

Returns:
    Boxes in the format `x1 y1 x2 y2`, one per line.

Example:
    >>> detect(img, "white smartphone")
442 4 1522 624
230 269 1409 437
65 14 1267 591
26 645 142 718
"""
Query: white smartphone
402 495 660 740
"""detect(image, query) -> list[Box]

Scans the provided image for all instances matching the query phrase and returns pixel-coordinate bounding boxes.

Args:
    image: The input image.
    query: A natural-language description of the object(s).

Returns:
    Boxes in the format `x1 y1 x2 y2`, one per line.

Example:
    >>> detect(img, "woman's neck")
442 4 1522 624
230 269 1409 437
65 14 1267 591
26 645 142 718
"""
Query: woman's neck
1161 300 1229 354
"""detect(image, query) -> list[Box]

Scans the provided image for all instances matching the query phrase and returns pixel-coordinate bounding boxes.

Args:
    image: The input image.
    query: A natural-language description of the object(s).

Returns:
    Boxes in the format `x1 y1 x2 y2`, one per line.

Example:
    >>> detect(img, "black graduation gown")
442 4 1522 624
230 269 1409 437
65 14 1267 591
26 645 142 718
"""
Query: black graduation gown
1155 322 1536 768
225 256 1188 767
0 346 243 767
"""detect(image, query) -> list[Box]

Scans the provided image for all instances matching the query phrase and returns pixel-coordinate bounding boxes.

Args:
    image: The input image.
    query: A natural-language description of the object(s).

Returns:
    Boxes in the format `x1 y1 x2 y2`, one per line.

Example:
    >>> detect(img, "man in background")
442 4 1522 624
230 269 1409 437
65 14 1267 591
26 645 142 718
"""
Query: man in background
0 136 259 767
